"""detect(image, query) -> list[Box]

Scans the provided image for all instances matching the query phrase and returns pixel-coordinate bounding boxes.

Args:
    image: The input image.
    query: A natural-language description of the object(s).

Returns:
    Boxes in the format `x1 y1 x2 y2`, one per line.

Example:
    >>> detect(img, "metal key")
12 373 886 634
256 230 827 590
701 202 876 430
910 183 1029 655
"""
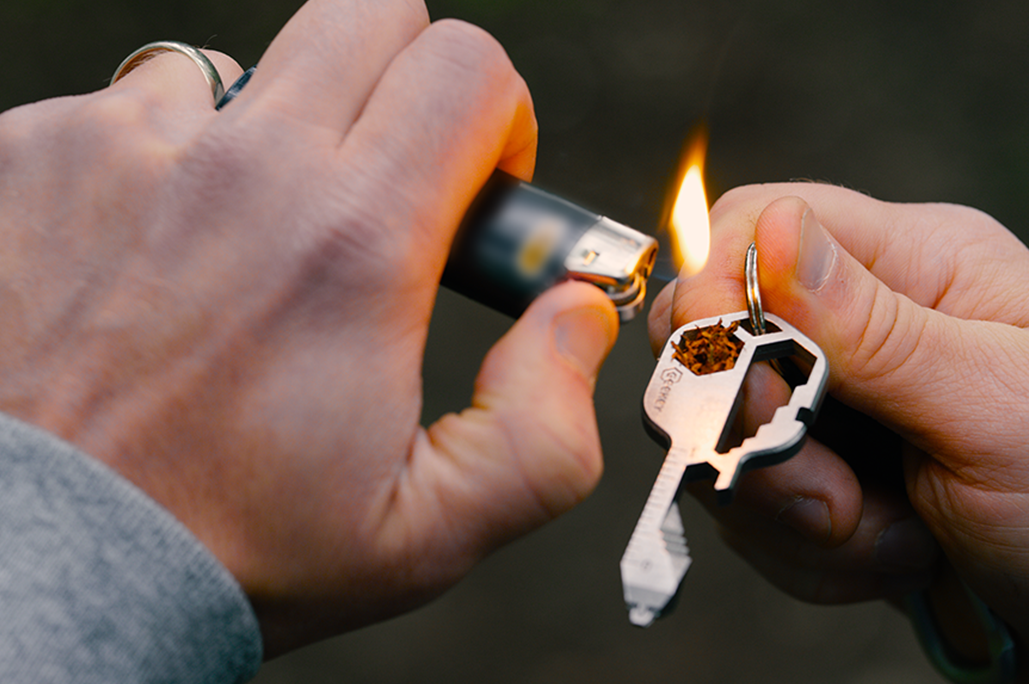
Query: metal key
620 310 827 627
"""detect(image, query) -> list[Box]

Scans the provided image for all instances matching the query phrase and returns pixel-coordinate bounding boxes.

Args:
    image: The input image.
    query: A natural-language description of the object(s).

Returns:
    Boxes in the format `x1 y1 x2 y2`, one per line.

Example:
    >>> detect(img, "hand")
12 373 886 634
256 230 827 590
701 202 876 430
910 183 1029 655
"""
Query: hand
649 182 1029 663
0 0 618 656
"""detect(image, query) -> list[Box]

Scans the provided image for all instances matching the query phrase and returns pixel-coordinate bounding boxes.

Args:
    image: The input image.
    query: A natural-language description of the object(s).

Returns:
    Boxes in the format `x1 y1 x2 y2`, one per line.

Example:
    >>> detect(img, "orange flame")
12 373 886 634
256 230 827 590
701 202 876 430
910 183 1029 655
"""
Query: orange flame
668 126 711 276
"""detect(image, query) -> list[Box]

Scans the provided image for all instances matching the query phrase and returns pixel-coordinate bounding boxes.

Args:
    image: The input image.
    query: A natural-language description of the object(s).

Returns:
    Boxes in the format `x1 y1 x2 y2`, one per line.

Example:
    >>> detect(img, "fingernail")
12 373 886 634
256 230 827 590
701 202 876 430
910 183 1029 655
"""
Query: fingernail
554 306 617 382
876 517 939 570
797 209 836 292
776 497 832 543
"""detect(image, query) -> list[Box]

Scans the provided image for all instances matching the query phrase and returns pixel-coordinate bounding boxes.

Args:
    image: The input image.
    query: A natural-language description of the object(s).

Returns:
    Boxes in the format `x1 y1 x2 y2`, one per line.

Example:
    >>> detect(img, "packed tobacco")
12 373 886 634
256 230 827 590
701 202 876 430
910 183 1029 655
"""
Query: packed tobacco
672 320 745 375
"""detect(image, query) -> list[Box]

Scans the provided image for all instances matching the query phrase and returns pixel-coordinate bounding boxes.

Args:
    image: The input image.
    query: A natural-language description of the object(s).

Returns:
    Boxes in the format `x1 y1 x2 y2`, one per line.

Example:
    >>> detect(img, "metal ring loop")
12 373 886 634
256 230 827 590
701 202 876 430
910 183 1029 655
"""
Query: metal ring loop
745 242 766 335
111 41 225 106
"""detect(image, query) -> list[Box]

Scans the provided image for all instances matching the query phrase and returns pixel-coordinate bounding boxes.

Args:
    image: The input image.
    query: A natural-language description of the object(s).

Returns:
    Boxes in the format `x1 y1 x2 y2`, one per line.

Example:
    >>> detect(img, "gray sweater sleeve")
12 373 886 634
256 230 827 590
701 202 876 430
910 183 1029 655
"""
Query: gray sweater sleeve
0 413 263 683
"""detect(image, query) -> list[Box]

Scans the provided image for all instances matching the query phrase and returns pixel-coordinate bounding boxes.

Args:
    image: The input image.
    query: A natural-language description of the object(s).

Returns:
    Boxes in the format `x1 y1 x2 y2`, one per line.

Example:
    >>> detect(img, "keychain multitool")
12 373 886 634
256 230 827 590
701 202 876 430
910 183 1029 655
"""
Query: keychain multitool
620 243 828 627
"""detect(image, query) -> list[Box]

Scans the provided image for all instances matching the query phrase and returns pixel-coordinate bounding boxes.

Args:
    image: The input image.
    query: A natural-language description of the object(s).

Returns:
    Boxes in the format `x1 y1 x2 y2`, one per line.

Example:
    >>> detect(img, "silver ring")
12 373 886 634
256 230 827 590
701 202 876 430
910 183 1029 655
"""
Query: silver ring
111 41 225 106
745 242 766 336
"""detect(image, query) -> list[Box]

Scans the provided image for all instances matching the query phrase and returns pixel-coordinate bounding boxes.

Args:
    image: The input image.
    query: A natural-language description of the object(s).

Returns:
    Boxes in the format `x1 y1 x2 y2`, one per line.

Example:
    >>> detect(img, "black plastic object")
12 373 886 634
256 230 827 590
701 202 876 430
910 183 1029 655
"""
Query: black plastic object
441 170 602 317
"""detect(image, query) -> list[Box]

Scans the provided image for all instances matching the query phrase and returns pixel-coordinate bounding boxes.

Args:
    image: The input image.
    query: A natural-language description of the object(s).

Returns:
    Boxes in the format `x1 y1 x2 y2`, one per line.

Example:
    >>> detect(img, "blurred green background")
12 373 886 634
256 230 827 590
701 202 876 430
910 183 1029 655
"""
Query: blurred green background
4 1 1028 682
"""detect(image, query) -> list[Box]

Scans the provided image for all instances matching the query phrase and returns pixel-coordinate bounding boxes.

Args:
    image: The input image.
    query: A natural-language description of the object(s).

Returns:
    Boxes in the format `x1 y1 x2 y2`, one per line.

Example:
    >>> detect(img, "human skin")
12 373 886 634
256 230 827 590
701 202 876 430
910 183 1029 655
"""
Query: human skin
650 183 1029 676
0 0 619 657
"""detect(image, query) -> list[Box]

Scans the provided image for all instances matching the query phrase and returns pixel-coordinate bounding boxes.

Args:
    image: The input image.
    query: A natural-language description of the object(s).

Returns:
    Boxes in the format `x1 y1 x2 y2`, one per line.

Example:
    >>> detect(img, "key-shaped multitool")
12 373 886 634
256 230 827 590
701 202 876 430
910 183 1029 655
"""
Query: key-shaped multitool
620 246 828 627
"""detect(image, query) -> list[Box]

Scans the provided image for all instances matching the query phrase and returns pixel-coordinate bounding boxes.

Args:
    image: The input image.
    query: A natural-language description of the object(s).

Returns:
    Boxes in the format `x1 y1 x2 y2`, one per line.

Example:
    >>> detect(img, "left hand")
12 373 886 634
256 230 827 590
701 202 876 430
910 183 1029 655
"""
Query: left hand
649 182 1029 666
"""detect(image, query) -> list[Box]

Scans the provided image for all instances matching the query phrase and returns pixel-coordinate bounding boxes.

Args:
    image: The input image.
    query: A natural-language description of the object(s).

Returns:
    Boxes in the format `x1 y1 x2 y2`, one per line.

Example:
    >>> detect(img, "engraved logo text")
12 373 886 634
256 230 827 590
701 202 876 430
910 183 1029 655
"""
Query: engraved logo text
653 367 683 412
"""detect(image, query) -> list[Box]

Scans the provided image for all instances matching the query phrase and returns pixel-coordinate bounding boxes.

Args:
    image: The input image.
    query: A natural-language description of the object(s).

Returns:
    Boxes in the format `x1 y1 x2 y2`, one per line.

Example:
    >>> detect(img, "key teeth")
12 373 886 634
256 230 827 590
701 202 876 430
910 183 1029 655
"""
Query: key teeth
621 500 693 628
662 535 690 557
708 457 744 505
710 412 811 505
660 503 691 556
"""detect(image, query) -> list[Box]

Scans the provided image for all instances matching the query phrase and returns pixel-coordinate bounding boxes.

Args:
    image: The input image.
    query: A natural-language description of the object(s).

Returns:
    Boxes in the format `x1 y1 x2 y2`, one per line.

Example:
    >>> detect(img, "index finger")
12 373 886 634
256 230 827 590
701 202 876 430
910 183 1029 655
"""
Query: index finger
327 19 537 288
229 0 430 135
707 183 1029 316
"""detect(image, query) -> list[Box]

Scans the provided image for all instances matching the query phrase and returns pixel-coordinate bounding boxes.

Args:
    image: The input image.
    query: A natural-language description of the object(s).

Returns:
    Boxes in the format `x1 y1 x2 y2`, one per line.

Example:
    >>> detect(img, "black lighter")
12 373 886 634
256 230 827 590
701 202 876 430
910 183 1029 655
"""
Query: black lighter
444 170 657 321
219 68 658 321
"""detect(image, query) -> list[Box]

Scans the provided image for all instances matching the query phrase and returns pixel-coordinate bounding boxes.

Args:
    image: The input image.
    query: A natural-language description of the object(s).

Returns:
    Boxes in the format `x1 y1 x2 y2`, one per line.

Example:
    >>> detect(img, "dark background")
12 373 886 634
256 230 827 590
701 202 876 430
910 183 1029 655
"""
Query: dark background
4 1 1028 682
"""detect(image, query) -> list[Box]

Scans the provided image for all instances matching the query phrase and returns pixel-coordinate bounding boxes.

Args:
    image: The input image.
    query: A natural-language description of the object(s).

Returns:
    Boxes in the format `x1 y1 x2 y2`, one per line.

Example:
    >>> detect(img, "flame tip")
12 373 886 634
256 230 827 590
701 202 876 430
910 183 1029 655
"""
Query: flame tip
668 125 711 275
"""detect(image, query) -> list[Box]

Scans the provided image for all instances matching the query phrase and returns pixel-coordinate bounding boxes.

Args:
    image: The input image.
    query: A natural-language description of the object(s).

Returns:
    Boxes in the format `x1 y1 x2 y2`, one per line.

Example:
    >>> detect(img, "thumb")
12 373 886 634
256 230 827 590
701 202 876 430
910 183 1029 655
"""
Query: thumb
755 196 1028 463
420 281 618 554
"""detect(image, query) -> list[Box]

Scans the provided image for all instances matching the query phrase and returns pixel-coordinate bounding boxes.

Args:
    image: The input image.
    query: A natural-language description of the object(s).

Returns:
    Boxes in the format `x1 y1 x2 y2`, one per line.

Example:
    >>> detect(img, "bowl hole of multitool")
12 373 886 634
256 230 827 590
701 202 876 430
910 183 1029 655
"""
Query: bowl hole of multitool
672 321 746 376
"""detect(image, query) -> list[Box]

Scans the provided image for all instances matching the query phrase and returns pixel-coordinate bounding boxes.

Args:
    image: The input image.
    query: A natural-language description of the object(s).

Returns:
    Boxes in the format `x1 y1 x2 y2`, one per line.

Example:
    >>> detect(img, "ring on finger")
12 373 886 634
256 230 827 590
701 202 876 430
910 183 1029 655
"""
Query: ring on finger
111 41 225 106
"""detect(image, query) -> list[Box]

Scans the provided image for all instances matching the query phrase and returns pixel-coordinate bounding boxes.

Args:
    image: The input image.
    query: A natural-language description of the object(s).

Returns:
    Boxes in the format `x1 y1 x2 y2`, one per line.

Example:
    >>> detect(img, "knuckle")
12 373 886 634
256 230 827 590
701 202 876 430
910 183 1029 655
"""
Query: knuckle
423 19 521 93
0 103 39 162
75 89 155 137
428 18 503 58
709 183 787 224
931 202 1001 231
49 90 176 191
709 187 771 237
199 48 242 79
849 287 929 384
395 0 432 33
522 419 603 512
709 184 764 215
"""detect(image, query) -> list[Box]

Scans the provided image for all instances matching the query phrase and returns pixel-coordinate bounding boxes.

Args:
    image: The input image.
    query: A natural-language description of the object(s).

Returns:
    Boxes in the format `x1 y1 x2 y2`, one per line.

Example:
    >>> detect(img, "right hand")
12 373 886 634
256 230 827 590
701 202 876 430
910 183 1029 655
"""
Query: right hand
0 0 618 658
649 183 1029 666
